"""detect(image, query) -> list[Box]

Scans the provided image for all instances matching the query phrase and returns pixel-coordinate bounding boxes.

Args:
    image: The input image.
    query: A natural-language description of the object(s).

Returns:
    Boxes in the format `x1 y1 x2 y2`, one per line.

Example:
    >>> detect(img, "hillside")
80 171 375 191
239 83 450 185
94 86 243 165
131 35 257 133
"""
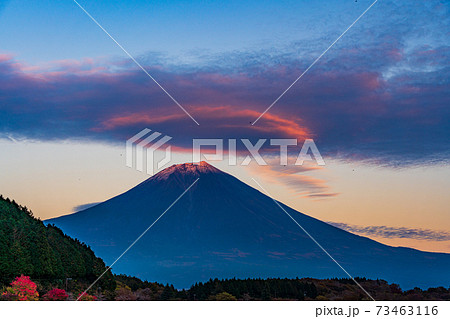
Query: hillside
47 162 450 290
0 195 115 292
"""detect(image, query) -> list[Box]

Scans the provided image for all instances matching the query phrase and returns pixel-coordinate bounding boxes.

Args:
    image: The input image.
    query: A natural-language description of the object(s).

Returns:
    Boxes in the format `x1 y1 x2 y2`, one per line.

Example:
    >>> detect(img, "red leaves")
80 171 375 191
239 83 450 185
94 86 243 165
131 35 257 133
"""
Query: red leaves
43 288 69 301
1 275 97 301
3 275 39 301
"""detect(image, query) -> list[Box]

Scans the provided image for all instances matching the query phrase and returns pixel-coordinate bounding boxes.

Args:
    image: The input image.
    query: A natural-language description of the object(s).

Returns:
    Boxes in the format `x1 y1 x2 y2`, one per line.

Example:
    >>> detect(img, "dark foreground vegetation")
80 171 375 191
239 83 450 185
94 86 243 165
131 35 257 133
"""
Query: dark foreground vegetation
0 195 115 298
1 196 449 301
113 275 450 301
2 273 449 301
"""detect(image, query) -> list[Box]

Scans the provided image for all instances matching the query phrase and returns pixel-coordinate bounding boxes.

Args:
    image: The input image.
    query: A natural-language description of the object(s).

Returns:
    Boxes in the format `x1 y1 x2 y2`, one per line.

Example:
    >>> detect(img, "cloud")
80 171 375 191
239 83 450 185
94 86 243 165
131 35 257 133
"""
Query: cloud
72 202 100 213
248 159 338 199
211 249 250 260
0 0 449 167
328 222 450 242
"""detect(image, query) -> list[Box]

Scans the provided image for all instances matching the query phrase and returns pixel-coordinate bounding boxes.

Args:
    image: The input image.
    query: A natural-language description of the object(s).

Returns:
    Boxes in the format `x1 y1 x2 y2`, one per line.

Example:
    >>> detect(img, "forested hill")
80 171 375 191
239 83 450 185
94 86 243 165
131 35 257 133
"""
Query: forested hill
0 195 115 291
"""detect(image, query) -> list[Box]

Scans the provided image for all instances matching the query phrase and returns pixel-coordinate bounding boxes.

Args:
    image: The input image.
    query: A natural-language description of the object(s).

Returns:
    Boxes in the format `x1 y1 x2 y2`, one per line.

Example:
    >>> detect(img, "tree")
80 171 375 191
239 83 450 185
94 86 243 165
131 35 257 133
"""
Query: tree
0 196 116 294
261 282 271 301
160 284 175 300
115 283 137 301
208 292 237 301
2 275 39 301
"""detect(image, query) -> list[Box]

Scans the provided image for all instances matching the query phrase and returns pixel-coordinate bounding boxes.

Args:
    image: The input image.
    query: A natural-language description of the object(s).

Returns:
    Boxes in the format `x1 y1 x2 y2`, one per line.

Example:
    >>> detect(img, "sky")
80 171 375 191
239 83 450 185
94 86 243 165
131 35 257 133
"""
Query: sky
0 0 449 253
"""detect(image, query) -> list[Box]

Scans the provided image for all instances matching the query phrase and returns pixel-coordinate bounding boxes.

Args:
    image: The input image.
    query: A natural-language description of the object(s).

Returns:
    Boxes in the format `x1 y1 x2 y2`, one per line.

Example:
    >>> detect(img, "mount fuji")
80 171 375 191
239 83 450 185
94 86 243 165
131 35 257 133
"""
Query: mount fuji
46 162 450 289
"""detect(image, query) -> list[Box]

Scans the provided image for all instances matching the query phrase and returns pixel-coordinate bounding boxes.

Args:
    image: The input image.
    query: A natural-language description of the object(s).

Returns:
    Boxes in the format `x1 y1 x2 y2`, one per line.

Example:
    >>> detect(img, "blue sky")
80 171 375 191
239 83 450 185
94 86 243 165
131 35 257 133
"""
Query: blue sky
0 0 406 63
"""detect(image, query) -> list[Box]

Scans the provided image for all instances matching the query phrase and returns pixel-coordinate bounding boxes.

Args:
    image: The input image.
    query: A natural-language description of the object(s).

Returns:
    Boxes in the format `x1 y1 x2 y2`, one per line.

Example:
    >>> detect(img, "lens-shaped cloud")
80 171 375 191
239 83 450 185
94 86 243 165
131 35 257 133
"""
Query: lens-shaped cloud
1 35 449 166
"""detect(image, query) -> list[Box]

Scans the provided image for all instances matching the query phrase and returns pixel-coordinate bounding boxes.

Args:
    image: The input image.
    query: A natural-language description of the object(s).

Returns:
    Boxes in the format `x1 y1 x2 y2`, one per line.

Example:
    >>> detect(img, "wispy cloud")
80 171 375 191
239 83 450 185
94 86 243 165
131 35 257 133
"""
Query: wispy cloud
247 159 338 199
329 222 450 242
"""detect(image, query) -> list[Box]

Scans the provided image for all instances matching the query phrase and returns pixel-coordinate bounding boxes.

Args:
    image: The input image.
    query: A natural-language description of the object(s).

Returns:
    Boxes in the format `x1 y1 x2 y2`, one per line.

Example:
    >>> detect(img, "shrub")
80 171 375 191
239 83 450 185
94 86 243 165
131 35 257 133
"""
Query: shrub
42 288 68 301
0 289 17 301
208 292 238 301
2 275 39 301
77 292 97 301
115 286 137 301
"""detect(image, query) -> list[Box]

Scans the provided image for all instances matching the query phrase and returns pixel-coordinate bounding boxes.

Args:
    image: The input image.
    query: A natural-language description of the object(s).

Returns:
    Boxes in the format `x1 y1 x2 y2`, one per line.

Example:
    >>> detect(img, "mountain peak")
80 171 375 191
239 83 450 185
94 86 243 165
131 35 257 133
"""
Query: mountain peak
47 160 450 290
152 161 221 181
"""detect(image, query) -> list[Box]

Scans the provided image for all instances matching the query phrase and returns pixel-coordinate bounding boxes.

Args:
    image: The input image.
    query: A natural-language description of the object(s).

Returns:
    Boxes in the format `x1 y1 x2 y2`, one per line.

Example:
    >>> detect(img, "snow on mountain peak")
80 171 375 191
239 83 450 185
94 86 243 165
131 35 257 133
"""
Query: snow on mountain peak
152 161 221 180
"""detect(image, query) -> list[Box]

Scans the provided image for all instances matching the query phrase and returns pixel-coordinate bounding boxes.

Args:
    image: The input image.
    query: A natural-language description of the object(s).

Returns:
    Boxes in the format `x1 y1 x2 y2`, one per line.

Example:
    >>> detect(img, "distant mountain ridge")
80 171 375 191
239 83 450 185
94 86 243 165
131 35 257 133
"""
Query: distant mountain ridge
47 162 450 289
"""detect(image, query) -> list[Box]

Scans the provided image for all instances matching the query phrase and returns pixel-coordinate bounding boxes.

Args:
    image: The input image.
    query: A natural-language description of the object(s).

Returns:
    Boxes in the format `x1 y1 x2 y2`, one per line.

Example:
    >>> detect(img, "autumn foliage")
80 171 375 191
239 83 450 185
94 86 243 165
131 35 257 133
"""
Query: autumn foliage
0 275 100 301
2 275 39 301
77 292 97 301
42 288 68 301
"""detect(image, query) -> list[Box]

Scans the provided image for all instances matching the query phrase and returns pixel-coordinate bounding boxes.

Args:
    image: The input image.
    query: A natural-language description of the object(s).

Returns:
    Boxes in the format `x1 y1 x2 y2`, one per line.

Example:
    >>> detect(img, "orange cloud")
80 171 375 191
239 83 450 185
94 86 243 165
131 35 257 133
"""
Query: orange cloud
246 159 337 200
96 105 311 141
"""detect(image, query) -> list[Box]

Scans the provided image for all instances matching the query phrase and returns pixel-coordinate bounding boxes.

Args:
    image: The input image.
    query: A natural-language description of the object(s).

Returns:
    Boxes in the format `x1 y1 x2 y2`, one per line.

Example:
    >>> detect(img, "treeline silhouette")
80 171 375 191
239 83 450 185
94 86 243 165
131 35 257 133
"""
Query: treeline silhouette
114 275 318 300
0 195 115 292
189 277 318 300
114 275 450 301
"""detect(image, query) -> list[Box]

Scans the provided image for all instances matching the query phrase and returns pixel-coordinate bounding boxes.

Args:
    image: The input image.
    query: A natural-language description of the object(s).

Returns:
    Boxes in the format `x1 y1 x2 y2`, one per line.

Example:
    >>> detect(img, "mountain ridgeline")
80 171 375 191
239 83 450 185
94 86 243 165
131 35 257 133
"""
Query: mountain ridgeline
47 162 450 290
0 195 115 290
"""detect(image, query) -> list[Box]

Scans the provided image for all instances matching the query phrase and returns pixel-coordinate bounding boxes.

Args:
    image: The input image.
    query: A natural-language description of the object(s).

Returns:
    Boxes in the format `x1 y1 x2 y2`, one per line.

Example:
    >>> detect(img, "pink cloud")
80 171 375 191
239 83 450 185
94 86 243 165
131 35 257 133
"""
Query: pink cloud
247 159 336 200
0 43 448 167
